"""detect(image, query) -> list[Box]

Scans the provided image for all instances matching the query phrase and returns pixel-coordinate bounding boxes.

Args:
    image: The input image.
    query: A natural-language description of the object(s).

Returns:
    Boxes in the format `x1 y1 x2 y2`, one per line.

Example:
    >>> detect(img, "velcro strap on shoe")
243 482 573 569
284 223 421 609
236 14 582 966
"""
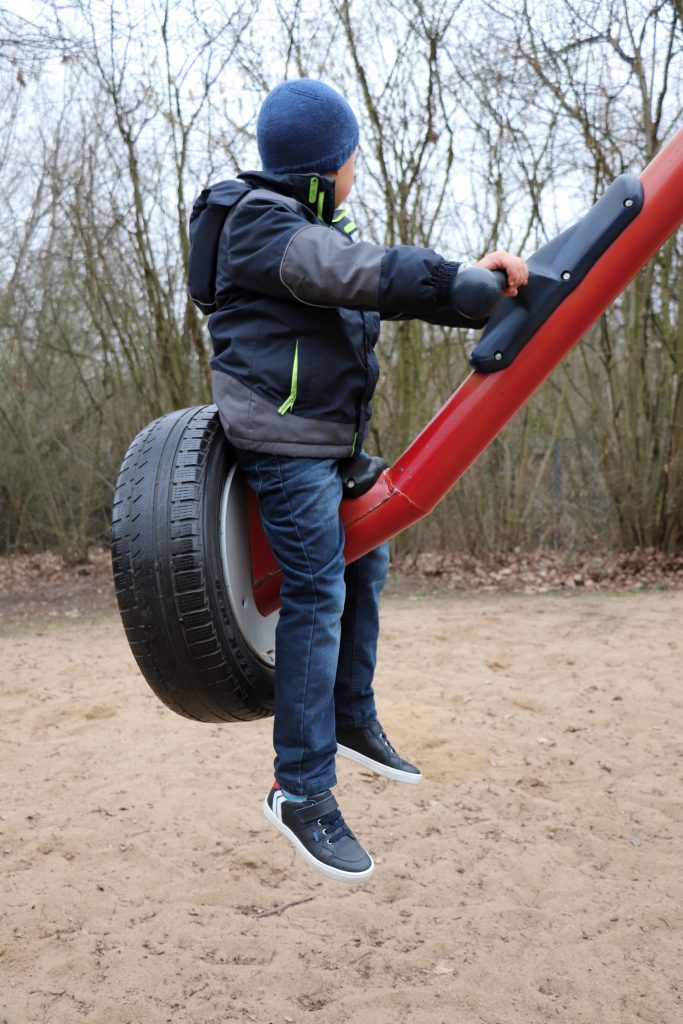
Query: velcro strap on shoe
295 795 338 823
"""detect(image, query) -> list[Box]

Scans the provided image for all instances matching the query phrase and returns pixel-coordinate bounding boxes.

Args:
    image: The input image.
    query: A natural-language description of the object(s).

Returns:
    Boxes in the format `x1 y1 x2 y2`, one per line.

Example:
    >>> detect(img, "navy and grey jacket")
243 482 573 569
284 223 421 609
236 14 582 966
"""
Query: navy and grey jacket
207 169 481 458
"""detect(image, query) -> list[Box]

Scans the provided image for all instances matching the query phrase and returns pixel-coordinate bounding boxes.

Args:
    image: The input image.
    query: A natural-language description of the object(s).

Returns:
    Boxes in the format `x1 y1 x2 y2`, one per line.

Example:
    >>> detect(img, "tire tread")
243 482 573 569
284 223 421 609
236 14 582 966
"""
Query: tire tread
111 405 274 723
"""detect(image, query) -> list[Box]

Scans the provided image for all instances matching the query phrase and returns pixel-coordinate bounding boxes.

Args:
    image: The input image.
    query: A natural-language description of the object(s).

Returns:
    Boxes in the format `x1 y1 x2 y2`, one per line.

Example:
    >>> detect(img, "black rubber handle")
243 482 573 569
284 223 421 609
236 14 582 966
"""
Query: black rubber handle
449 266 508 320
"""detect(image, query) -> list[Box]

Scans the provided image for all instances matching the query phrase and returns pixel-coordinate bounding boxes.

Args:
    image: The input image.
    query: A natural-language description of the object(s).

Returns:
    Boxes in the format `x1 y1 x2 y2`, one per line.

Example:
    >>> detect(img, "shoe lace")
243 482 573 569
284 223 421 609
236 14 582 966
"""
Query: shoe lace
317 807 353 844
380 731 397 754
368 720 397 755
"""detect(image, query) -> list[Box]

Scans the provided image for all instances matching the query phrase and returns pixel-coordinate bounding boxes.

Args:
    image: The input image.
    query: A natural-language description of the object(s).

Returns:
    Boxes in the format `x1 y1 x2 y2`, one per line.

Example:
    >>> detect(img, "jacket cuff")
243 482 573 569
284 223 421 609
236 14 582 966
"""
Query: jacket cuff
435 259 461 304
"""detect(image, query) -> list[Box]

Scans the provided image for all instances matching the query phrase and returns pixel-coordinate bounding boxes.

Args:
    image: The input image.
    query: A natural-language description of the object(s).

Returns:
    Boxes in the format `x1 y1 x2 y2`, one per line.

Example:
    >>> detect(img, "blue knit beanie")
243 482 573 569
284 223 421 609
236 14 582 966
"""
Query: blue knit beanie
257 79 360 175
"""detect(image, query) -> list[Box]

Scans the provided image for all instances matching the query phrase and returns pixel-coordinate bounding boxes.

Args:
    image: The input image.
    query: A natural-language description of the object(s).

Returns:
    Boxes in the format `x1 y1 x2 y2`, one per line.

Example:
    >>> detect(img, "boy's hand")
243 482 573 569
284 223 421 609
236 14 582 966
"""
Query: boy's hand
476 250 528 297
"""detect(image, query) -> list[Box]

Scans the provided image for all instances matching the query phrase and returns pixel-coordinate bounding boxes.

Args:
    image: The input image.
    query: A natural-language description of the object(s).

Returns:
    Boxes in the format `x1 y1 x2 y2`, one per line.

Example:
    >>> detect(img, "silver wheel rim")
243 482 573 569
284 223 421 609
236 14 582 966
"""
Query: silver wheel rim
219 465 278 667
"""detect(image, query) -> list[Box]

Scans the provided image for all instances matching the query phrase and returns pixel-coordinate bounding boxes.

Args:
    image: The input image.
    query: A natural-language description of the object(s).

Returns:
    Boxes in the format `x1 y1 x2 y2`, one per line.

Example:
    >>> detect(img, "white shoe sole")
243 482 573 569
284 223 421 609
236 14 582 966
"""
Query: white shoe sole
263 799 375 884
336 744 423 784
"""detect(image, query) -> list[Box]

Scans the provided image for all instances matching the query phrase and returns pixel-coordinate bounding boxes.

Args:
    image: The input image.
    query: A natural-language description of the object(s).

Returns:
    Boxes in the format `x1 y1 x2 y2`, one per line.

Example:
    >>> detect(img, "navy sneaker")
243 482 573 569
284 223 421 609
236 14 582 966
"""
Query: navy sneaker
336 720 423 784
263 784 374 883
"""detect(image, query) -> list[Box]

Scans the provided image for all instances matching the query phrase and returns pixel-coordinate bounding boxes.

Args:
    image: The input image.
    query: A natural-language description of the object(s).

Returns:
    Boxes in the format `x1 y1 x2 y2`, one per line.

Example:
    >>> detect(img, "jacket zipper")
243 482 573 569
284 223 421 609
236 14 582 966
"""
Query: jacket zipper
277 340 299 415
353 313 371 454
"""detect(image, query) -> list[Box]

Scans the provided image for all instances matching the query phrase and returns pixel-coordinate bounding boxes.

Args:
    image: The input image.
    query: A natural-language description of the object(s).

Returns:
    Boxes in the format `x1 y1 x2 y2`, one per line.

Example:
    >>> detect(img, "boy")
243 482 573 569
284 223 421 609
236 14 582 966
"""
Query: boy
203 79 527 883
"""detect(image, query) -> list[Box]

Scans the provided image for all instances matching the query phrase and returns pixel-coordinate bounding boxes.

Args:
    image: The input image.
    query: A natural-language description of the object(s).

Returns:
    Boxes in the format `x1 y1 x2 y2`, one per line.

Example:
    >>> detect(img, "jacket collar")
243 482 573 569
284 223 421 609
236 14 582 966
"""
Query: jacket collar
237 170 337 225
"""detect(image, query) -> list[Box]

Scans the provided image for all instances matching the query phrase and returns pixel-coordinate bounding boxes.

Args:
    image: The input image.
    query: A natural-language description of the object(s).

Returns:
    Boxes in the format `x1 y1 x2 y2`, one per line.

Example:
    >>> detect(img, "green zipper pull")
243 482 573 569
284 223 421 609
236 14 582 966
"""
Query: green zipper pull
277 340 299 415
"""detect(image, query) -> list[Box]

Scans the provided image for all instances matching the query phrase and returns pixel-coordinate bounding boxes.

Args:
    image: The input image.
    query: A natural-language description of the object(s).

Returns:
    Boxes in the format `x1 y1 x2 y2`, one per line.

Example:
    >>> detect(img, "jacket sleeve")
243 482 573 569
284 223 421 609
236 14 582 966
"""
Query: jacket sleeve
224 192 476 323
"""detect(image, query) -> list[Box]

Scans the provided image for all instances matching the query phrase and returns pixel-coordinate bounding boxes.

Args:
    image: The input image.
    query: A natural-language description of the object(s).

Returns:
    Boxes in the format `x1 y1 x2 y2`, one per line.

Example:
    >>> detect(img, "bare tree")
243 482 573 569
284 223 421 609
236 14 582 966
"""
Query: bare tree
513 0 683 549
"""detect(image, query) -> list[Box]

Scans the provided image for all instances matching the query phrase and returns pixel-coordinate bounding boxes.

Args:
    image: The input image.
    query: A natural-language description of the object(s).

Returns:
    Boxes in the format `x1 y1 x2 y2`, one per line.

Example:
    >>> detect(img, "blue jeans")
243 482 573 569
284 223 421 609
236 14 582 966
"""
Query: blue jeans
234 449 390 795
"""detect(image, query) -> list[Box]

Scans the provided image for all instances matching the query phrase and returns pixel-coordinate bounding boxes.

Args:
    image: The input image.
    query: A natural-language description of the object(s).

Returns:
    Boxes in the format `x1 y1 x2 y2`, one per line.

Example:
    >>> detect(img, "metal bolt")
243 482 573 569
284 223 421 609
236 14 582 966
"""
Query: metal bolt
494 352 503 361
624 198 634 208
561 271 571 281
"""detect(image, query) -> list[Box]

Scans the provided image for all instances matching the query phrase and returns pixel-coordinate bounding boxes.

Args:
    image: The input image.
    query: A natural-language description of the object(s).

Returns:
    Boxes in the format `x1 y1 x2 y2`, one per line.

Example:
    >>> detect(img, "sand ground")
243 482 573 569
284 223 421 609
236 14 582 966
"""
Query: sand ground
1 591 682 1024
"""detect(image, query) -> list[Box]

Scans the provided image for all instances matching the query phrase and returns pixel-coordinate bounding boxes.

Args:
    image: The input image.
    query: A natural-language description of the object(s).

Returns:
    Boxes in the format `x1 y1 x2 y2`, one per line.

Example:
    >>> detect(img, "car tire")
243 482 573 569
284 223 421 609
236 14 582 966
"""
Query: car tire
111 404 276 722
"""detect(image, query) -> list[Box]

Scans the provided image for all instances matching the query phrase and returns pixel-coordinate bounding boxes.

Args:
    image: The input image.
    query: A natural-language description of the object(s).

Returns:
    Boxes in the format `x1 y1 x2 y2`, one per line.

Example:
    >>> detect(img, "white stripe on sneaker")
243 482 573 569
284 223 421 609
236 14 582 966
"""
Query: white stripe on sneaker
271 789 285 820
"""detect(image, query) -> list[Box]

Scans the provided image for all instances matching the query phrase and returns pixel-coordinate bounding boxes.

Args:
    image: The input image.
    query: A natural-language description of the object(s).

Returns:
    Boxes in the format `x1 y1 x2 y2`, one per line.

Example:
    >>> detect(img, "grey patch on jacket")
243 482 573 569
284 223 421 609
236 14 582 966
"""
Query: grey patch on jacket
220 188 303 253
243 188 302 212
212 370 357 458
280 225 383 309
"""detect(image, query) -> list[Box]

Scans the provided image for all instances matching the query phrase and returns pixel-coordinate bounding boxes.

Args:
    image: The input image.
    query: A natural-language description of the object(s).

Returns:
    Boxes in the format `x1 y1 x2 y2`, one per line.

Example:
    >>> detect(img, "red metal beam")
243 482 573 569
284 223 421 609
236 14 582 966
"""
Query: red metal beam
252 127 683 615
